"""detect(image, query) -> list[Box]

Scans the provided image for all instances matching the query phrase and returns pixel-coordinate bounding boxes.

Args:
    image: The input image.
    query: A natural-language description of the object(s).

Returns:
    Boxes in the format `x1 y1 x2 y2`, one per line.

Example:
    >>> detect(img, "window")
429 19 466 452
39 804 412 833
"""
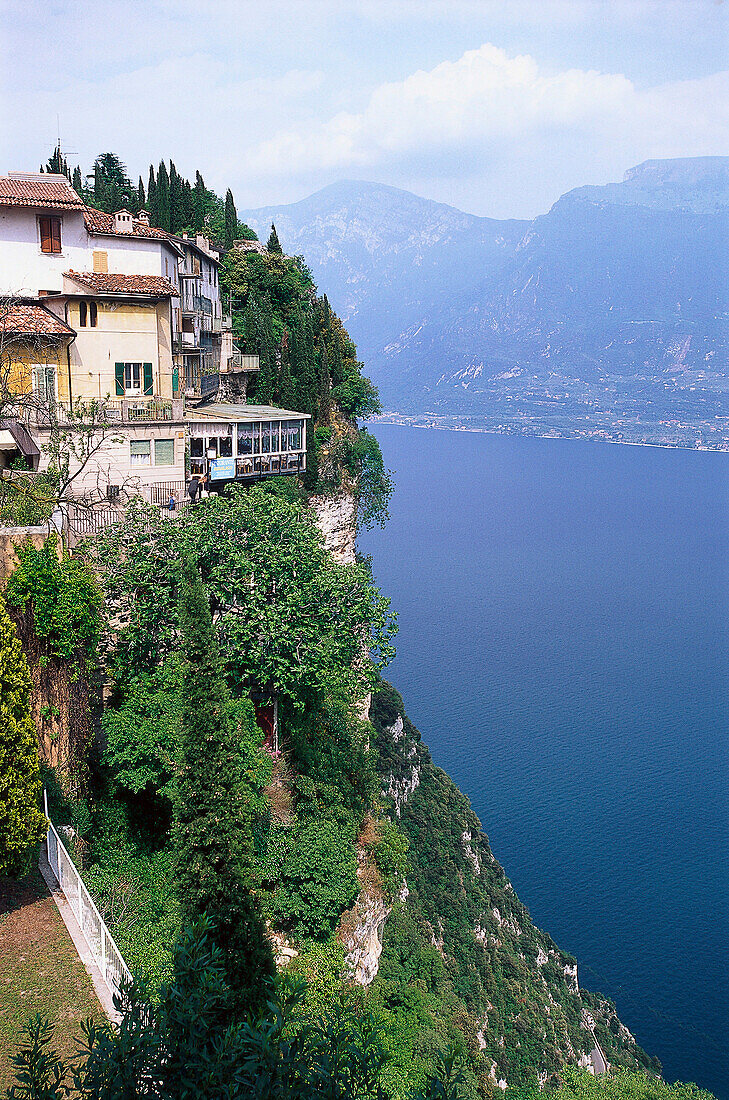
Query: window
89 301 97 327
154 438 175 465
79 301 87 327
115 362 153 396
130 440 151 466
79 301 96 327
190 437 204 457
92 250 108 273
31 365 56 405
125 363 141 392
285 419 302 451
218 434 233 457
237 423 254 455
39 216 62 254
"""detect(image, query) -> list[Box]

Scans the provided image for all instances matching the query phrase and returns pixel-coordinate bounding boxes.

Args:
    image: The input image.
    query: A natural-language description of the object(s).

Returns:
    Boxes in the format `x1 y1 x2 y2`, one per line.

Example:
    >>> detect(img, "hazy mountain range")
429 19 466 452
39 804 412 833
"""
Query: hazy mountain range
242 157 729 445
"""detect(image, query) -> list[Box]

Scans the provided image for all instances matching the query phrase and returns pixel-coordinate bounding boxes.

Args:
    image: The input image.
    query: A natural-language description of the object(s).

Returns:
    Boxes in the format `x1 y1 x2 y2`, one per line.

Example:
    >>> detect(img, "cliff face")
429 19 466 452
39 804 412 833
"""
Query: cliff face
369 681 655 1089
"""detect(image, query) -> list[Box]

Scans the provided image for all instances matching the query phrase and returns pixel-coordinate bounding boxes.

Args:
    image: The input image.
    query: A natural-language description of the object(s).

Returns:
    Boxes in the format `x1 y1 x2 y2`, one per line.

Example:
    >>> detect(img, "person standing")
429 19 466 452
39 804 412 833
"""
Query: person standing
187 476 199 504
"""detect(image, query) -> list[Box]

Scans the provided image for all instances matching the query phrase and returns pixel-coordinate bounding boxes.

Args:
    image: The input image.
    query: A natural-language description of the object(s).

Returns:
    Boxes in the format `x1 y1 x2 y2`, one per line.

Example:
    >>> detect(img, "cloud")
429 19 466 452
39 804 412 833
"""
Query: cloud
241 43 729 215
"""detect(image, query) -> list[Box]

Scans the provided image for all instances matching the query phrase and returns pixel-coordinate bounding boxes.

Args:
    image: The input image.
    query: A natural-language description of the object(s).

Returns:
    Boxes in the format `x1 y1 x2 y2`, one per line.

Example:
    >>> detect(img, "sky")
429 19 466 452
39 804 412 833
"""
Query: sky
1 0 727 219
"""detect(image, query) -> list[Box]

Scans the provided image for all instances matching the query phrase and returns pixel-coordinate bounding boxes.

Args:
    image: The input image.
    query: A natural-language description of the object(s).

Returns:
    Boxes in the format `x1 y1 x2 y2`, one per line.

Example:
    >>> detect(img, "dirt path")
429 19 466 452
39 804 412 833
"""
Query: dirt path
0 867 102 1091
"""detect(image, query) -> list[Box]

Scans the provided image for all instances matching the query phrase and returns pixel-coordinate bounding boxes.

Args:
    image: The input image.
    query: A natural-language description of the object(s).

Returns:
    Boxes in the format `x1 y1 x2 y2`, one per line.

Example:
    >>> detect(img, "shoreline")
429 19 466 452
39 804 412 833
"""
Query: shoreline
367 417 729 454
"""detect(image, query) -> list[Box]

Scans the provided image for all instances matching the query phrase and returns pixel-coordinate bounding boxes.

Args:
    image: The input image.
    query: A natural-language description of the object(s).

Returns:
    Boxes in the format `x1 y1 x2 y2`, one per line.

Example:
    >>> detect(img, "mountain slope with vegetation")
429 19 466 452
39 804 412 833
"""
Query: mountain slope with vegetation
241 158 729 444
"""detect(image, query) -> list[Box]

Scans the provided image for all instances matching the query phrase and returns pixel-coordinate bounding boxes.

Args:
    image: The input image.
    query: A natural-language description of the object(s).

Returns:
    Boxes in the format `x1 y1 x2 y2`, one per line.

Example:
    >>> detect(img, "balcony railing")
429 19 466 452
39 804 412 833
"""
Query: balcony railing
99 397 185 422
224 353 260 373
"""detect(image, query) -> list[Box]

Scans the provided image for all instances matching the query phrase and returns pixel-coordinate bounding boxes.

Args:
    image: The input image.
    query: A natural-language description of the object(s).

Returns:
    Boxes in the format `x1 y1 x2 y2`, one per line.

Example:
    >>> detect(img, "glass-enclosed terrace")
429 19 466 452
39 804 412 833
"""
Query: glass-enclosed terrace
187 403 310 482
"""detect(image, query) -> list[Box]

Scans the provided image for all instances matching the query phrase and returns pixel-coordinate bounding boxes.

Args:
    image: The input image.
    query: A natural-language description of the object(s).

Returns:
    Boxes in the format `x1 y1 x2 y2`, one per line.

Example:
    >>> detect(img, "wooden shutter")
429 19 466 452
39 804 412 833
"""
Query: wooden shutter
115 362 125 396
51 218 62 253
143 363 153 395
93 250 108 273
39 217 52 253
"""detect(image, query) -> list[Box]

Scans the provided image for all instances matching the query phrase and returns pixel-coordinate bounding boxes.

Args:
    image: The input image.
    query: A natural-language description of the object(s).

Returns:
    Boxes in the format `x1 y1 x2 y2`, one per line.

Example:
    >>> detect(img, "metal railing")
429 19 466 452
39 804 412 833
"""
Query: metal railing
100 398 183 423
225 353 260 372
43 791 132 1004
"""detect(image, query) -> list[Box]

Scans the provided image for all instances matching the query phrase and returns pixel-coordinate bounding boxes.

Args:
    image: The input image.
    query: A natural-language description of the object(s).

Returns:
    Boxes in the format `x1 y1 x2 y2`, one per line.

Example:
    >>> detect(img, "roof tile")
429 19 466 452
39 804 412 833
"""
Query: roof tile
65 271 178 297
0 174 84 209
1 299 75 336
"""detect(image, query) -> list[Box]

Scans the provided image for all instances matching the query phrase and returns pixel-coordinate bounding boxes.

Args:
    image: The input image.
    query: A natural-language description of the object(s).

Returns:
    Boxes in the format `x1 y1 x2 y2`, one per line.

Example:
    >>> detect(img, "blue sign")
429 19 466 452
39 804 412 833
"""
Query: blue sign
210 457 236 480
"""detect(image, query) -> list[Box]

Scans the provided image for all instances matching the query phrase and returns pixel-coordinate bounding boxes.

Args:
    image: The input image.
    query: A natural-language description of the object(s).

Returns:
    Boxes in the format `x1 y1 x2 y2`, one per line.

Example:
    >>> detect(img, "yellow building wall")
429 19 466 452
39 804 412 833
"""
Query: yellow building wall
66 299 174 401
3 339 68 401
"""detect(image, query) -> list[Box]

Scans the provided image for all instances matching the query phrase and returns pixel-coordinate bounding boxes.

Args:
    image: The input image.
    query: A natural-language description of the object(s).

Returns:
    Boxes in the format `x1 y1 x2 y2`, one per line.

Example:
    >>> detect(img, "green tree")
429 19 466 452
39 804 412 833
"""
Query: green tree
147 164 157 224
193 170 206 232
224 188 237 251
91 153 136 213
156 160 170 232
173 558 275 1016
267 223 283 254
0 593 45 878
271 820 358 938
318 343 332 424
72 165 83 194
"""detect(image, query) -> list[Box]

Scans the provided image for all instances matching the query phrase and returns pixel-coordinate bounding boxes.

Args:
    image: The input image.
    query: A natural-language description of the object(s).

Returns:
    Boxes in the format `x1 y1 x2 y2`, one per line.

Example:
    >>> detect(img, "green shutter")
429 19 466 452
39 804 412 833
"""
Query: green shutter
172 366 179 394
143 362 153 395
115 362 125 396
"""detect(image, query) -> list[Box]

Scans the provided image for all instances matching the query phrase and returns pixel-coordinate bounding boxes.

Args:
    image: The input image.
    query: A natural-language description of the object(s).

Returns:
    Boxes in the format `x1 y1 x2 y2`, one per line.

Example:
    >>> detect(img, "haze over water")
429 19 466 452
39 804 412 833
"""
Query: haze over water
359 425 729 1100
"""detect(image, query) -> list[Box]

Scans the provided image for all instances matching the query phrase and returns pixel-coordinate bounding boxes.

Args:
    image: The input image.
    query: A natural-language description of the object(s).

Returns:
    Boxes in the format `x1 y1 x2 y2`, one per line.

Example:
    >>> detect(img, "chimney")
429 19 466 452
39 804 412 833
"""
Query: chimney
114 209 134 234
137 209 150 226
195 234 210 253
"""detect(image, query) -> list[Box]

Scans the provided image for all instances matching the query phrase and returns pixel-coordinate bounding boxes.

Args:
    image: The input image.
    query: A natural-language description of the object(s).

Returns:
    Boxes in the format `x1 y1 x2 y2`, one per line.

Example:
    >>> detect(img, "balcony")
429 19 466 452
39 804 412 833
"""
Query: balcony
99 397 185 423
224 353 260 373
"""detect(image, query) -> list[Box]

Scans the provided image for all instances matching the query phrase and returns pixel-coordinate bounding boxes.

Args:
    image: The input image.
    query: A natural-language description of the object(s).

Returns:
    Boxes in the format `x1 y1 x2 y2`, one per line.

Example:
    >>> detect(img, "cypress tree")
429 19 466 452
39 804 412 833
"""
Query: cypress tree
330 331 345 384
224 189 237 251
278 331 296 410
0 595 45 877
137 176 145 211
193 172 206 232
173 560 275 1017
169 162 183 234
317 343 332 424
72 166 83 194
147 165 157 224
156 160 171 232
266 223 282 254
182 180 194 231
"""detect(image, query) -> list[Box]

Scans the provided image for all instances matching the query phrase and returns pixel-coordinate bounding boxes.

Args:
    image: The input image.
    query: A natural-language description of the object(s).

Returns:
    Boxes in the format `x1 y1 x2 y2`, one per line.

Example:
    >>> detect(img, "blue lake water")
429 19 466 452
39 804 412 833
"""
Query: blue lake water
359 425 729 1099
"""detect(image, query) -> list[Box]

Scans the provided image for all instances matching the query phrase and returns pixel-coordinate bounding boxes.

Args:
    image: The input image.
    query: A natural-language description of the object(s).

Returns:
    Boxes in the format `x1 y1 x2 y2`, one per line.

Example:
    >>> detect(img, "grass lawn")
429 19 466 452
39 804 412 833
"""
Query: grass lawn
0 865 102 1091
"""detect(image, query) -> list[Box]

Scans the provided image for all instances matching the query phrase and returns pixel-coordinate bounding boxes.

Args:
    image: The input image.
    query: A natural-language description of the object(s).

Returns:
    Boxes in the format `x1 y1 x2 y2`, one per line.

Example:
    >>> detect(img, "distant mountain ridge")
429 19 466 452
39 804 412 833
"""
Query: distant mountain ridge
241 159 729 443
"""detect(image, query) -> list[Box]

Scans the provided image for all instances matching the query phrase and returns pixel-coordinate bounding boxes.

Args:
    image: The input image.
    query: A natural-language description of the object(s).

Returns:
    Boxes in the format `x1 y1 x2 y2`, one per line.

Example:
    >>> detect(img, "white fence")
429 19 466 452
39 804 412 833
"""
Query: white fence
43 791 132 1005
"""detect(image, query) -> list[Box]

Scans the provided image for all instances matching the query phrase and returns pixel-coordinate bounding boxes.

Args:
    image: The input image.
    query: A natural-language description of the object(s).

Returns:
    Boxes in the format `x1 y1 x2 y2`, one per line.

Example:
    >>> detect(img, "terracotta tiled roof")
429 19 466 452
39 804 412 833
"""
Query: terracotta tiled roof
1 299 75 336
65 271 179 297
0 174 84 209
83 205 172 241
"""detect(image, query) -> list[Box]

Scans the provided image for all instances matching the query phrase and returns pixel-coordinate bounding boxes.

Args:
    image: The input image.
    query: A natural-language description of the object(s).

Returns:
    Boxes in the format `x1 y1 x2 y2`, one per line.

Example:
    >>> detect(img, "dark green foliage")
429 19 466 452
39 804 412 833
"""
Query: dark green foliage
267 222 283 253
225 188 237 250
101 654 183 811
90 153 139 213
270 820 358 939
173 559 275 1016
318 343 332 424
155 160 170 231
0 594 45 878
4 536 101 674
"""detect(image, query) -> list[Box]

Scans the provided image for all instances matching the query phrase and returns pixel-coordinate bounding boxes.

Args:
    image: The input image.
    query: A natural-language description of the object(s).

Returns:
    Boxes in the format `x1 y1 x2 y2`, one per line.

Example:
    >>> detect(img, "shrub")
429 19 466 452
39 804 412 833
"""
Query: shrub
271 820 359 939
0 594 45 877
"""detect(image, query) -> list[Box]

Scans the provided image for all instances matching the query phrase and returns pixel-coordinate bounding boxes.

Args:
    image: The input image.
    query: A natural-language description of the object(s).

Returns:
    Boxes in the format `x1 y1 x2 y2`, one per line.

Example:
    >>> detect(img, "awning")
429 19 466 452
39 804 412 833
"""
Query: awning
0 430 18 450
